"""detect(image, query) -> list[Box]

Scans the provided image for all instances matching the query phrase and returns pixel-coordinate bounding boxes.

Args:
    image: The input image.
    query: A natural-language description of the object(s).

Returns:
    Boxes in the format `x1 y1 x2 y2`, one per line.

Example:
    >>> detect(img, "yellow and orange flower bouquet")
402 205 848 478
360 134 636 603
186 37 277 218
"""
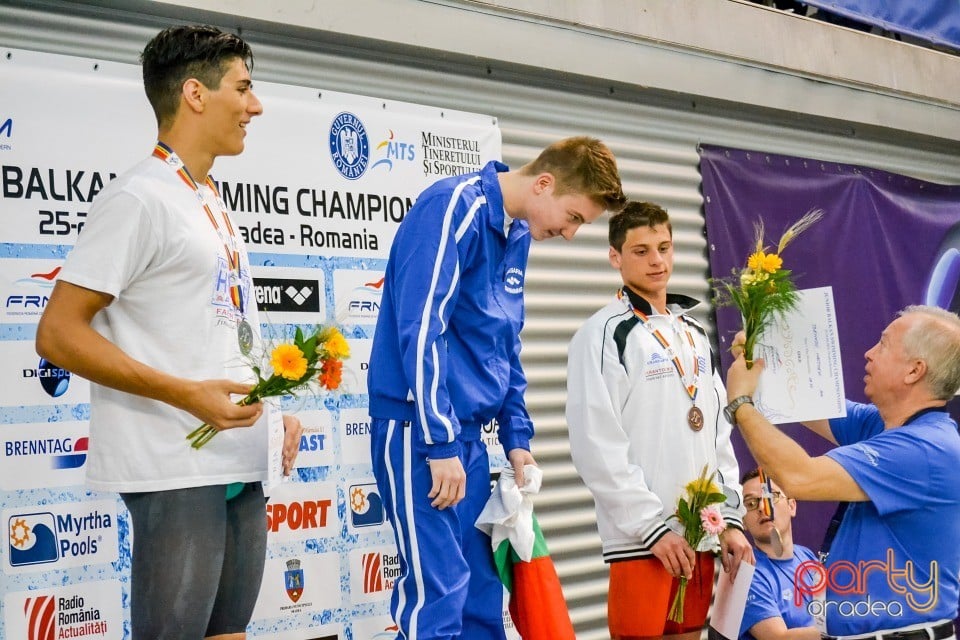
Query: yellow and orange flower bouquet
714 209 823 367
187 326 350 448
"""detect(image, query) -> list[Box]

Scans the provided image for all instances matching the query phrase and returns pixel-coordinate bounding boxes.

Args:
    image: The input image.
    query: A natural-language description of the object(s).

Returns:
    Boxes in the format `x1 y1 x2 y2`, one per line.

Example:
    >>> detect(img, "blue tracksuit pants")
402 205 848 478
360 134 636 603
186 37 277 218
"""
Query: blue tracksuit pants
371 418 507 640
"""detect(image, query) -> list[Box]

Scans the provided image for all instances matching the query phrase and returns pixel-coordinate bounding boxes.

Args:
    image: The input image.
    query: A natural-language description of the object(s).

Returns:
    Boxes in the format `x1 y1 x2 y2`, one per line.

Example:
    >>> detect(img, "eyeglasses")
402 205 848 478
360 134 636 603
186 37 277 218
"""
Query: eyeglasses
744 492 784 512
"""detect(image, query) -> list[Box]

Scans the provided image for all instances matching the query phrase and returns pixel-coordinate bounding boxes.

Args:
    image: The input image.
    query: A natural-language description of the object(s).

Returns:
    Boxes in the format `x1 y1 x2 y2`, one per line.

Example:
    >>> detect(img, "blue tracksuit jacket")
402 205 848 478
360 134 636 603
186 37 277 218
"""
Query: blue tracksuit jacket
368 160 534 459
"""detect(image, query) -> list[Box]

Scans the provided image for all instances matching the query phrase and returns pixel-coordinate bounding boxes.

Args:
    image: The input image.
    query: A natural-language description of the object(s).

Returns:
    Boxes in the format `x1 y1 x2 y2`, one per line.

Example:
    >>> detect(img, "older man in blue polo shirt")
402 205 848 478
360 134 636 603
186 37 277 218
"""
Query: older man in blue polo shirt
726 305 960 639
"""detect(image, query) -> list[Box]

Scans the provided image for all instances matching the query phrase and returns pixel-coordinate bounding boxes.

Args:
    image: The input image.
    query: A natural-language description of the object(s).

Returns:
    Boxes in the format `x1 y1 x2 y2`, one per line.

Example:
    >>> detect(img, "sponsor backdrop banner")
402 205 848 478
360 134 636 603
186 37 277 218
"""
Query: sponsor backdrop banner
699 144 960 551
0 48 515 639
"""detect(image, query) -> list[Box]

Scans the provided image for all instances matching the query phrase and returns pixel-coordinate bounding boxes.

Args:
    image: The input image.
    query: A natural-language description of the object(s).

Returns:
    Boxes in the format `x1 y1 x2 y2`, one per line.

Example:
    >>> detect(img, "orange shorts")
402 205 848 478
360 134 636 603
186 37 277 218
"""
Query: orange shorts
608 552 716 638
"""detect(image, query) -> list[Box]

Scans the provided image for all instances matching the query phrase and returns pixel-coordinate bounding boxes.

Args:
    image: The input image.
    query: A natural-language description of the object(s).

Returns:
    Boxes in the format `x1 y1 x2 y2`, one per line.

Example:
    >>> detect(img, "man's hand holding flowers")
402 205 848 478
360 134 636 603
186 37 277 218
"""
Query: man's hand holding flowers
187 326 350 449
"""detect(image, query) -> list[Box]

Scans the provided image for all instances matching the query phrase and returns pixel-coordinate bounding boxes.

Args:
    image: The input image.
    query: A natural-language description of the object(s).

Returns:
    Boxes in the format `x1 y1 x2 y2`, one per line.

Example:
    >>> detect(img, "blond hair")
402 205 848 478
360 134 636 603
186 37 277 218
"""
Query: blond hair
520 137 626 212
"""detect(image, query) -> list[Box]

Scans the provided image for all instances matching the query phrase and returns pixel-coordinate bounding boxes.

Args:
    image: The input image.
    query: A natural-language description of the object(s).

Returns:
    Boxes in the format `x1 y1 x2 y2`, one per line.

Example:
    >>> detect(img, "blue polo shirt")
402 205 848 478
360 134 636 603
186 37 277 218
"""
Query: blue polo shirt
739 545 819 640
823 401 960 635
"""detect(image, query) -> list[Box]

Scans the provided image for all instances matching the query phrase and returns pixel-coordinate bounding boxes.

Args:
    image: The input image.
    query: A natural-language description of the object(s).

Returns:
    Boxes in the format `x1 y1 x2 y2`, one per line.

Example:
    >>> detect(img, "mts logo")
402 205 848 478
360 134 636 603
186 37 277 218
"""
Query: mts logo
384 141 414 161
266 499 332 533
0 118 11 138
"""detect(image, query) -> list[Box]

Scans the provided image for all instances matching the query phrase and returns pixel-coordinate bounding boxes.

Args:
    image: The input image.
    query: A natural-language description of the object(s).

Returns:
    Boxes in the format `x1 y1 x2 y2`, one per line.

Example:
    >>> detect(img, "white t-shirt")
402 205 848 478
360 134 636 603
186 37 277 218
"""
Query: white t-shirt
60 154 269 492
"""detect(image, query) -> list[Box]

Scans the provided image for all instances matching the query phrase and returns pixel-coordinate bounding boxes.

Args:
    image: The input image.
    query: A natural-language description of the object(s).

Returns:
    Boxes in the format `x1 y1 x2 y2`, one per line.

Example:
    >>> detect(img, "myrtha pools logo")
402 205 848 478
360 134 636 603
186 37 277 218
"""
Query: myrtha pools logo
9 512 60 566
349 483 385 528
6 502 116 571
329 112 370 180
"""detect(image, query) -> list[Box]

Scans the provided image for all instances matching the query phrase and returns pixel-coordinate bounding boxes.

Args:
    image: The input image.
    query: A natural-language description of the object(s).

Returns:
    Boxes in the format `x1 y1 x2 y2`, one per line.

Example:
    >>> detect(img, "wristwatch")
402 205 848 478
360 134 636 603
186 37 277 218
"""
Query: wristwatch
723 395 754 425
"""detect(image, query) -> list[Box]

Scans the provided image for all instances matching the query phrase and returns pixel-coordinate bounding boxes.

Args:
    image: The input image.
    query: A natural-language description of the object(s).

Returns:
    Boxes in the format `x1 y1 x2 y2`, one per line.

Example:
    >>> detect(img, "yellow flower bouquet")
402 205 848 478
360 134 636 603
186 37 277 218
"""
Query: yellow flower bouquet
667 465 728 623
187 326 350 449
714 209 823 367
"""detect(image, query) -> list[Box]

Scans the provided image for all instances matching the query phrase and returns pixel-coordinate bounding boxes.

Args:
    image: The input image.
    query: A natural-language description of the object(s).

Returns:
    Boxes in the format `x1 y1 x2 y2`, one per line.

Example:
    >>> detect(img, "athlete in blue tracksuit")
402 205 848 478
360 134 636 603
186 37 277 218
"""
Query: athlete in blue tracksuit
368 139 625 640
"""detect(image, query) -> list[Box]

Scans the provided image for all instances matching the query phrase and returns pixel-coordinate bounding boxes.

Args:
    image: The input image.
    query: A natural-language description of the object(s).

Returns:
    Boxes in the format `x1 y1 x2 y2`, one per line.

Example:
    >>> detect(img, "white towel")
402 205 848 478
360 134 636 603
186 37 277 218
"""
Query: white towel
475 464 543 562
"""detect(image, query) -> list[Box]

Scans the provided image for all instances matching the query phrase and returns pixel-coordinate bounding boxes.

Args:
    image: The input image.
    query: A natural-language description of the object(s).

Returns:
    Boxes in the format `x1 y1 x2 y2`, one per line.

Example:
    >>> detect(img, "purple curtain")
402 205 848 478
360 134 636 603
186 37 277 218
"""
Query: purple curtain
699 144 960 551
805 0 960 48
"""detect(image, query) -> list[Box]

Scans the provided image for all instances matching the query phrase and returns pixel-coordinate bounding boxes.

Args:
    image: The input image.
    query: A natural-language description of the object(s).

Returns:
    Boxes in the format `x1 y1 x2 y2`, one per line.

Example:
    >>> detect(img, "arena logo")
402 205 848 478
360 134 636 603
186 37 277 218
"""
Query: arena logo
329 112 370 180
348 483 385 528
21 359 72 398
795 549 938 617
284 558 305 603
370 129 416 172
253 277 320 313
361 551 401 594
5 435 88 470
347 277 384 319
7 504 115 569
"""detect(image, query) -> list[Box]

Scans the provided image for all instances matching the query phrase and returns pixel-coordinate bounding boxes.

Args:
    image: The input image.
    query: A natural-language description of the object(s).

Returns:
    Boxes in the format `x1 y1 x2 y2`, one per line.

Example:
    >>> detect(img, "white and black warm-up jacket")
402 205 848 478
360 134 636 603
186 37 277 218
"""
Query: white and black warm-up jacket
565 287 745 563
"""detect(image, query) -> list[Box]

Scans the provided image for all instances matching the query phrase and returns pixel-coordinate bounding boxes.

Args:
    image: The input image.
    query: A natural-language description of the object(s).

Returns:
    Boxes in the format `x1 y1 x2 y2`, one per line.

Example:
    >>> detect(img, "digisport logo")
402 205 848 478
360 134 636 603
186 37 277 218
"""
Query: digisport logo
8 512 59 567
253 277 320 313
349 483 385 528
329 112 370 180
22 359 71 398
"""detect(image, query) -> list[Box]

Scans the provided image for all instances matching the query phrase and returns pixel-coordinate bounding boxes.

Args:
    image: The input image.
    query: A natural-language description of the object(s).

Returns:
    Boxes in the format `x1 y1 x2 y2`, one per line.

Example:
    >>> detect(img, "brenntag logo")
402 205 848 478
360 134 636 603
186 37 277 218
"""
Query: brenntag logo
1 422 90 490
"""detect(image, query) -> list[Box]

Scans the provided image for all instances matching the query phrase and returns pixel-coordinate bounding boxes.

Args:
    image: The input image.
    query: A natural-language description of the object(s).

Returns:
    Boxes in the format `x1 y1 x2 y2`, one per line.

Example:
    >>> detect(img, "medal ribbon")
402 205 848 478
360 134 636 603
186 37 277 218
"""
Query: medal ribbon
617 288 699 404
757 467 776 519
152 142 245 314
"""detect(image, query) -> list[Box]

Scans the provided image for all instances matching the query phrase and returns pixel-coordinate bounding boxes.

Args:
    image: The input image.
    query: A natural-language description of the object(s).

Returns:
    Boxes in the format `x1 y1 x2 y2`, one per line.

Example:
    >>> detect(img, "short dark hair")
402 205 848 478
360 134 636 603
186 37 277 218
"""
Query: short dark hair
740 467 762 485
608 201 671 250
141 25 254 127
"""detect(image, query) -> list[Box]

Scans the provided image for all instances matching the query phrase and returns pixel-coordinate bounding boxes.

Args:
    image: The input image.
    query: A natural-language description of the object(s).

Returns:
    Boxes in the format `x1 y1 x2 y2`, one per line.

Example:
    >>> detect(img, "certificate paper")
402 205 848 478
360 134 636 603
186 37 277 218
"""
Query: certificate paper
264 398 287 492
709 561 754 640
754 287 846 424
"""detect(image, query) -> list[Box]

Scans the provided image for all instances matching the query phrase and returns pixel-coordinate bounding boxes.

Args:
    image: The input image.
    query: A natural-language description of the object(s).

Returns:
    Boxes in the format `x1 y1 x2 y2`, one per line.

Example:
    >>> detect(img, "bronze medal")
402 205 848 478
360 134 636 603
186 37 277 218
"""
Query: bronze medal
687 406 704 432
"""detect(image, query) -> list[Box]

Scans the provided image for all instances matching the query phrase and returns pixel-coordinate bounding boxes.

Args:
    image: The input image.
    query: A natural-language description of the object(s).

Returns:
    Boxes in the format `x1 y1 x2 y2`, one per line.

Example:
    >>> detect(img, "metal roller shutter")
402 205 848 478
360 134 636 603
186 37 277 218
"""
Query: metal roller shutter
4 3 960 637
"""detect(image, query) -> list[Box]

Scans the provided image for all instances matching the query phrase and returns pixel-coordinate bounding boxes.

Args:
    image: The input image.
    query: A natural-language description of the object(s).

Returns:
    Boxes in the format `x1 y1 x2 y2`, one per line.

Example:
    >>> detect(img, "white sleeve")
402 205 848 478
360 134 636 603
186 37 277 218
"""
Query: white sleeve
713 368 746 529
59 188 158 298
565 322 672 546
